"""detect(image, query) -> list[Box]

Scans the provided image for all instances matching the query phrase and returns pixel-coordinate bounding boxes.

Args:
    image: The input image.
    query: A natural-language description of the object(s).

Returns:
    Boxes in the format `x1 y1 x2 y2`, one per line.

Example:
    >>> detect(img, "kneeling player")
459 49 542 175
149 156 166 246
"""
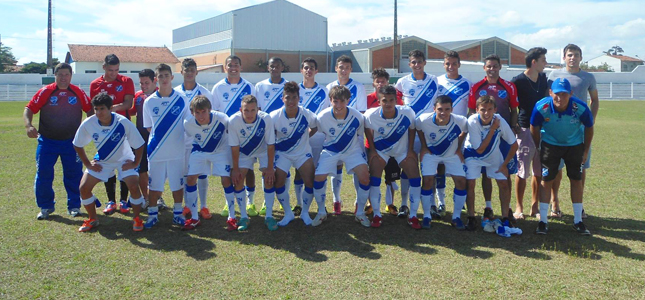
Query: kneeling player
364 85 420 229
416 95 468 230
463 96 518 231
229 95 277 230
183 96 232 230
73 93 146 232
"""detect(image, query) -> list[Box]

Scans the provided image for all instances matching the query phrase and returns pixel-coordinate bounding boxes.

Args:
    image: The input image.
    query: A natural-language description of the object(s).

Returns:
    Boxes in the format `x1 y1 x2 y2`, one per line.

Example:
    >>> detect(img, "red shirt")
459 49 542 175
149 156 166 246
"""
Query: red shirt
365 91 404 148
26 83 92 140
90 74 135 117
468 77 518 124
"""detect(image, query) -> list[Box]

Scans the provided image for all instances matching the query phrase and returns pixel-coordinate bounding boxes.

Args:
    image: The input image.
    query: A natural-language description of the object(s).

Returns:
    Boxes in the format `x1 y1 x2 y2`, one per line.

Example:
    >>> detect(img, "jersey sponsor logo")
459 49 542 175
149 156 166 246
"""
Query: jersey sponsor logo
102 129 110 133
153 107 160 115
107 84 113 88
439 129 447 133
478 90 487 97
487 85 496 91
329 128 336 135
68 96 77 105
232 87 239 92
50 96 58 105
570 118 580 124
264 91 270 99
498 90 507 99
60 92 67 96
161 101 169 106
116 85 123 92
386 122 395 127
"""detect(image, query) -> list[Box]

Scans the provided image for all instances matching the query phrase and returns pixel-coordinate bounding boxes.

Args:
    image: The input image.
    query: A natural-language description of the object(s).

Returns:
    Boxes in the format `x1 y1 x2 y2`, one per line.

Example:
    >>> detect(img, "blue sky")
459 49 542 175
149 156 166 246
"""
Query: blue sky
2 0 645 67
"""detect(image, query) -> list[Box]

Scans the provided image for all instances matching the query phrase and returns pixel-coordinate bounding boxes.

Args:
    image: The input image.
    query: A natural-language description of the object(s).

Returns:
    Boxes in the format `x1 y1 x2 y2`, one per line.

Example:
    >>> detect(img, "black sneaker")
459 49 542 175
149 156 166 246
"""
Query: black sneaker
397 205 410 218
535 221 548 235
483 207 494 220
465 216 477 231
507 209 517 226
430 205 442 220
292 205 302 217
573 221 591 235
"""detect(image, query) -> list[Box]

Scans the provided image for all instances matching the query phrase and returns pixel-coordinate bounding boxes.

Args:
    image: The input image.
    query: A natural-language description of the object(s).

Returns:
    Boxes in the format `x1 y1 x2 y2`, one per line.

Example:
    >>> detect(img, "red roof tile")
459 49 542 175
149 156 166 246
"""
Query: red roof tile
67 44 179 64
608 54 643 62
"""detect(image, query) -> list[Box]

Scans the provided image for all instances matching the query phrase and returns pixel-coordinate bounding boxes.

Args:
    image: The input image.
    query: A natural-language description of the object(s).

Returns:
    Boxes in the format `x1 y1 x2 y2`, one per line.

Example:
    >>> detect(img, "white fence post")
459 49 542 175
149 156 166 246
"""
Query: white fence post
610 82 613 98
631 82 634 99
24 84 27 101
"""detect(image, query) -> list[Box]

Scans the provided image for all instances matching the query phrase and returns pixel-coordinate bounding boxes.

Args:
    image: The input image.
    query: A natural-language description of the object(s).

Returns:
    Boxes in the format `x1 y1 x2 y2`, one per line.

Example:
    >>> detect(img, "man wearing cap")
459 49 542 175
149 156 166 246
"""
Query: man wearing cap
530 78 594 235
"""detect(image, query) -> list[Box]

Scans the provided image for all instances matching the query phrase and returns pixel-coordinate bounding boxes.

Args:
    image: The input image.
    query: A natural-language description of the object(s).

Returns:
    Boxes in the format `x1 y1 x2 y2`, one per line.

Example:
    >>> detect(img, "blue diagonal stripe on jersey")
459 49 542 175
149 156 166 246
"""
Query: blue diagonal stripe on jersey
240 119 266 156
148 94 185 160
348 83 358 107
463 130 500 160
263 87 285 113
445 80 470 107
427 123 462 156
373 116 411 152
192 120 226 153
275 113 308 153
303 87 326 114
224 82 252 116
323 116 360 154
410 80 438 115
94 123 126 161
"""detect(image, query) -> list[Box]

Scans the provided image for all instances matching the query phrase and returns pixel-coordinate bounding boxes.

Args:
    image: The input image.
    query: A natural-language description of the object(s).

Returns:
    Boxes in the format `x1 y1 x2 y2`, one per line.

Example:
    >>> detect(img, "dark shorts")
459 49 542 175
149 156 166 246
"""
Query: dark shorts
384 157 401 182
540 142 584 181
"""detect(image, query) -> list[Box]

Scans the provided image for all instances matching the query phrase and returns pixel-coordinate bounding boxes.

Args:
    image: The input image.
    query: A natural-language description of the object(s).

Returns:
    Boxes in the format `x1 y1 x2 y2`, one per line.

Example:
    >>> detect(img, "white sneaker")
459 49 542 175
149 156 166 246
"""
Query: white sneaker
157 198 167 210
355 214 370 227
67 208 81 217
311 212 327 227
37 208 55 220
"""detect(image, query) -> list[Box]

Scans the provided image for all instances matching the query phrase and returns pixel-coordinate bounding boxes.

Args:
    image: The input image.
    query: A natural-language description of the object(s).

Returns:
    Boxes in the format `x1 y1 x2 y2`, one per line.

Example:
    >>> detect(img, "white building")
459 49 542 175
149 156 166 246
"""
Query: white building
64 44 180 75
587 54 644 72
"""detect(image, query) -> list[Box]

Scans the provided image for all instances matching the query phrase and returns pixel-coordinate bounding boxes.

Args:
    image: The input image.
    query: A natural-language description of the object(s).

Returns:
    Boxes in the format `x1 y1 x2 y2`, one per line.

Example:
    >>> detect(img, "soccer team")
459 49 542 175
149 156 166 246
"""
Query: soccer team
24 43 596 236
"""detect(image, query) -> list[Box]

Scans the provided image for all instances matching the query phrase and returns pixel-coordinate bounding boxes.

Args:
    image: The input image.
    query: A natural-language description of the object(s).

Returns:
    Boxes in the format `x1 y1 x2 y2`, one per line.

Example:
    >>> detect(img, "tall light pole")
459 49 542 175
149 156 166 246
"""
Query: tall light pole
47 0 53 74
393 0 398 72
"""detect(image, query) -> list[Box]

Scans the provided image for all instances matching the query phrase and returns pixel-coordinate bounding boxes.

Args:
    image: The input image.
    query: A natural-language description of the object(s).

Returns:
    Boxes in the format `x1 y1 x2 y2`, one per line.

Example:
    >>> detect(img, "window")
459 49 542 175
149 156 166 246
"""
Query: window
119 70 127 73
85 70 97 73
130 70 140 73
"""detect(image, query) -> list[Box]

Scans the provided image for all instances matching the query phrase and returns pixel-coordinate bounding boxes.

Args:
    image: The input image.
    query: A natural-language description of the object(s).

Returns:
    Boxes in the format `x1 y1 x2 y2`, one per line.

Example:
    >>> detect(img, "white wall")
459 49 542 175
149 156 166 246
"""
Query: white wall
71 62 173 75
587 56 621 72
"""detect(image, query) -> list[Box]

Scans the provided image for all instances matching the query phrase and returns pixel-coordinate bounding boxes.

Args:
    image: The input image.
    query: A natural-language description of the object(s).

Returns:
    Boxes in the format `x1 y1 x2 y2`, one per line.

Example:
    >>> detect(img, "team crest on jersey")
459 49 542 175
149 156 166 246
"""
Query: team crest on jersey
378 127 385 135
223 93 229 100
409 89 416 96
264 91 270 99
116 85 123 92
256 128 264 137
170 106 181 115
425 88 435 97
542 167 549 177
396 125 407 134
329 128 336 135
110 132 122 142
478 90 487 97
50 96 58 105
572 102 579 112
225 165 231 172
281 127 288 135
92 133 99 141
430 132 437 140
498 90 507 98
240 129 246 137
68 96 77 105
299 96 304 103
195 134 202 141
153 107 160 115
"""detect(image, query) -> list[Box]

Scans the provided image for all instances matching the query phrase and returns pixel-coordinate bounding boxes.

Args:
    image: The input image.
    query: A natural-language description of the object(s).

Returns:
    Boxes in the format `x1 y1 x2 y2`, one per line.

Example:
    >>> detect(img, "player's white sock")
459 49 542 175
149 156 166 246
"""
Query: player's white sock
332 169 342 203
147 206 158 220
245 185 255 206
369 176 382 217
285 171 291 195
173 203 182 219
197 175 208 209
385 183 393 205
294 178 304 207
486 201 493 209
276 185 293 215
235 188 248 219
400 173 410 207
421 188 433 219
263 187 275 219
539 202 549 224
302 186 314 223
186 184 199 220
453 189 467 220
436 174 446 206
573 203 583 223
356 182 370 217
224 186 236 219
408 177 421 217
314 180 327 214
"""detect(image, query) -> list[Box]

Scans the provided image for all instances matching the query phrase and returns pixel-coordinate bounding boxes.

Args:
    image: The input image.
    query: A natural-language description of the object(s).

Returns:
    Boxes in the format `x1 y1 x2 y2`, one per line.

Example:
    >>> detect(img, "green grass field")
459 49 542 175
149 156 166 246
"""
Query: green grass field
1 101 644 299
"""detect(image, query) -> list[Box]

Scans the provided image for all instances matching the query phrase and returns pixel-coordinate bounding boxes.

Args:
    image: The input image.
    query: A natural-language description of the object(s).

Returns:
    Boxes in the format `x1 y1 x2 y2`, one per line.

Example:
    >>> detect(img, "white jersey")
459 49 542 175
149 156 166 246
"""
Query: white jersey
416 113 468 157
211 77 255 116
270 106 317 155
395 72 440 116
464 113 516 163
228 110 275 157
174 83 216 108
437 74 471 117
255 78 286 114
73 113 145 164
364 105 416 157
317 107 365 154
142 90 191 162
184 110 229 155
299 82 330 115
326 78 367 112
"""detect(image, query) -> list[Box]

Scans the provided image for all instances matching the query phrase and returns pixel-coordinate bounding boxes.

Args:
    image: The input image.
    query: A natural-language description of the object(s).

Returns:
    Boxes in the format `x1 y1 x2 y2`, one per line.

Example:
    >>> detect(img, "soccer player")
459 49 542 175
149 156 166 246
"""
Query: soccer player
24 62 92 219
531 78 594 235
511 47 549 219
73 93 145 232
395 49 440 219
183 96 231 230
467 54 519 222
547 44 599 219
463 96 518 231
142 63 191 228
229 95 277 230
325 55 367 215
313 85 370 227
90 54 136 215
436 51 471 216
416 95 469 230
364 85 420 229
270 82 318 226
175 58 215 220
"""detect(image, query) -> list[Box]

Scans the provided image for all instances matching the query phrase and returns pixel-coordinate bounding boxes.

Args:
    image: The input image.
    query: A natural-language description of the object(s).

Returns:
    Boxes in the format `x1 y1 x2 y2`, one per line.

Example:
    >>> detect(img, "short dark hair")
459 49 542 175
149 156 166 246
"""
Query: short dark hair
336 55 352 67
484 54 501 66
181 58 197 71
434 95 453 107
301 57 318 70
155 63 172 75
139 69 155 81
476 95 496 108
54 63 72 75
377 85 397 96
371 68 389 81
226 55 242 65
563 44 582 57
525 47 547 68
444 50 460 63
329 85 351 101
268 57 283 66
409 49 425 60
103 54 120 66
283 81 299 95
190 95 211 113
92 92 113 109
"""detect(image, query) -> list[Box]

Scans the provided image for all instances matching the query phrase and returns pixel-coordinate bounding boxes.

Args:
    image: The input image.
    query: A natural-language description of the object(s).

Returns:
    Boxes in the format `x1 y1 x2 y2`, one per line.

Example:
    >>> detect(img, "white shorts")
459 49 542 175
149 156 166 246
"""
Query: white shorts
238 153 268 171
316 149 367 176
188 151 232 177
148 159 185 192
309 132 325 165
275 151 313 173
375 149 408 165
421 154 465 177
86 161 138 182
465 159 507 180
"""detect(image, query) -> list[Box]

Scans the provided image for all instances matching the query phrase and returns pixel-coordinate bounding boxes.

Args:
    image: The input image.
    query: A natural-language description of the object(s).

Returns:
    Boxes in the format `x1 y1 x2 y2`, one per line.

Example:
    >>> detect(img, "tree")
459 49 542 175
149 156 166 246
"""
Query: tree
0 45 18 73
20 58 60 74
603 45 624 56
580 62 614 72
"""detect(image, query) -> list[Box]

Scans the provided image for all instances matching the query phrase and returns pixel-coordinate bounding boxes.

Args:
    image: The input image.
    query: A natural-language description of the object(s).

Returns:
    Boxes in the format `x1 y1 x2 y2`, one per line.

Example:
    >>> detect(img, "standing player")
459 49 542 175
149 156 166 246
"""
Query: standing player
270 82 318 226
395 49 440 219
90 54 136 215
313 86 371 227
364 85 421 229
229 95 277 230
142 64 191 228
547 44 599 219
531 78 594 235
511 47 548 219
73 93 145 232
175 58 215 220
325 55 367 215
24 63 92 219
467 54 519 222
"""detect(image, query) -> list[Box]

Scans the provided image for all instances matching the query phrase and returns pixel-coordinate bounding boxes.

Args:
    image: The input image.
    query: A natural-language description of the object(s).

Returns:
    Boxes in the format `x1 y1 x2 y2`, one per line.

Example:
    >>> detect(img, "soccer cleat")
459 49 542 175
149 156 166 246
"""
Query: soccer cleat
199 207 212 220
144 217 158 229
132 216 144 232
292 205 302 217
173 215 186 226
312 212 328 227
182 206 191 217
119 200 130 214
157 198 168 210
79 219 99 232
430 205 441 220
247 204 259 217
226 218 238 231
364 205 373 216
237 218 250 231
437 204 446 217
182 218 200 231
422 217 432 229
265 217 278 231
141 199 149 210
452 217 465 230
386 204 398 216
220 204 229 217
507 209 517 226
355 215 371 228
573 221 591 235
397 205 410 218
333 202 342 215
103 201 117 215
370 215 382 228
465 216 477 231
408 217 421 230
67 208 81 217
535 221 548 235
259 205 267 216
483 207 494 220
